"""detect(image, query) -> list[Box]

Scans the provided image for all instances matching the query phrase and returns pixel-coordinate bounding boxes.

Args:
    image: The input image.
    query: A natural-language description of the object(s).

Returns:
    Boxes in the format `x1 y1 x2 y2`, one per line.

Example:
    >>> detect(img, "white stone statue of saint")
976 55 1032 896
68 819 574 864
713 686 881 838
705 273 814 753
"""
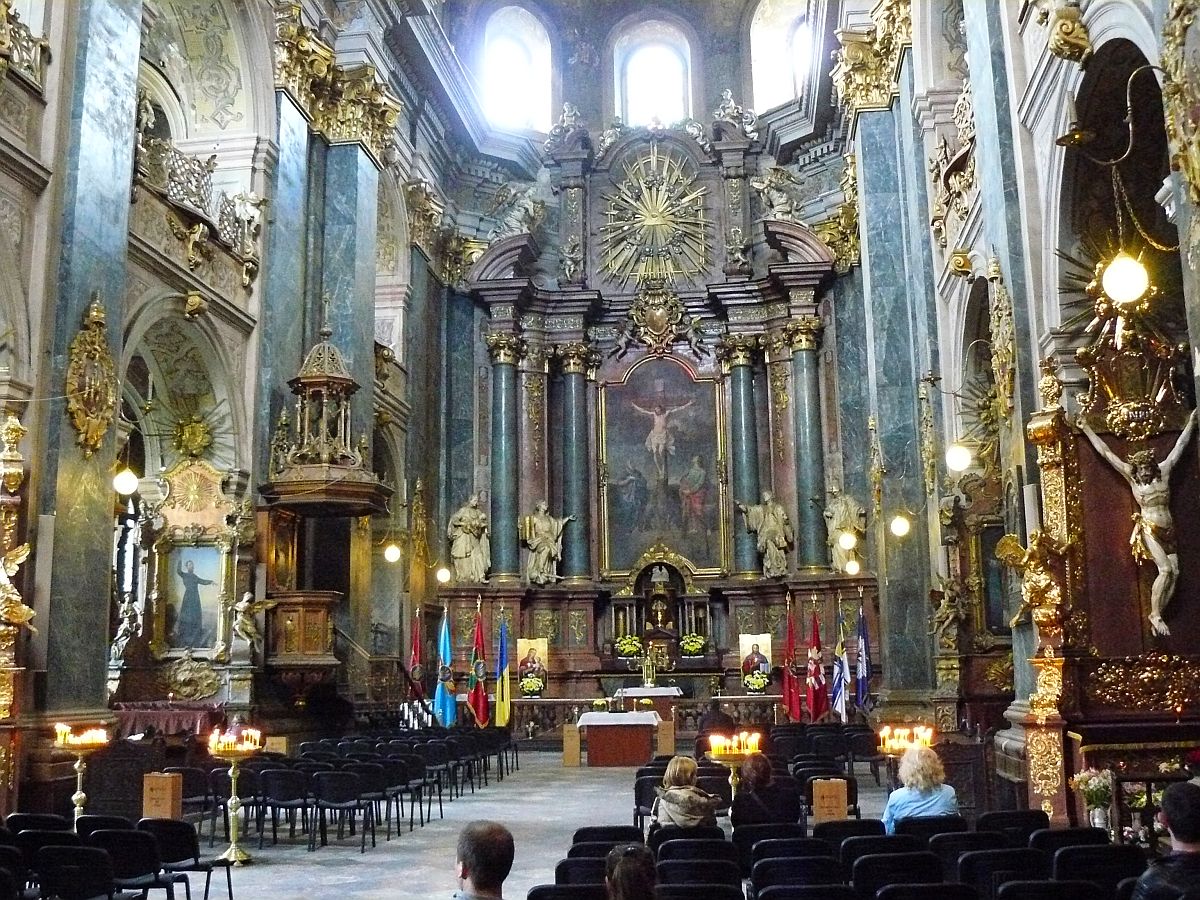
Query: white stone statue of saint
824 488 866 571
448 494 491 583
1078 409 1197 636
737 490 794 578
523 501 574 586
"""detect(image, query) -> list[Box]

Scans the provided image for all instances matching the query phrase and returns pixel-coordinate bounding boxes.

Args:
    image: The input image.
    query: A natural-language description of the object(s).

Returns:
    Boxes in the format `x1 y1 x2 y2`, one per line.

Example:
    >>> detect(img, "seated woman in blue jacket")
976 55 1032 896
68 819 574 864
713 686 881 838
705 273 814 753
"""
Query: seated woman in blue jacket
882 745 958 833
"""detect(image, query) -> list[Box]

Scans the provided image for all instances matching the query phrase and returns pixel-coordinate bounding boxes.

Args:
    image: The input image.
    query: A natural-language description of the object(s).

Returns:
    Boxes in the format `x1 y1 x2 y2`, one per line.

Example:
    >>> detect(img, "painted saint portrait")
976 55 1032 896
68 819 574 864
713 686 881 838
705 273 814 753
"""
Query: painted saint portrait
739 633 772 674
166 546 222 649
601 357 724 572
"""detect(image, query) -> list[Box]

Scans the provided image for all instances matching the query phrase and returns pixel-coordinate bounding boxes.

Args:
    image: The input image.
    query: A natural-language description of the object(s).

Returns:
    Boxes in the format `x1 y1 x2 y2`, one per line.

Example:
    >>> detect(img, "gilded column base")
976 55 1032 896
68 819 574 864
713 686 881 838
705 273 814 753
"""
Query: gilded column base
561 576 592 586
489 573 521 585
730 570 761 581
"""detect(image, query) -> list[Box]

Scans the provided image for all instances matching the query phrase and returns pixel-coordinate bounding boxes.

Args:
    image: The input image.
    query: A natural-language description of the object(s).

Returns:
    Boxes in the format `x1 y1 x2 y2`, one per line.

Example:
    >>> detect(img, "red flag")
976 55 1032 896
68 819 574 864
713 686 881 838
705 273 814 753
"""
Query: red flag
781 605 803 722
408 612 424 700
806 611 830 722
467 609 490 727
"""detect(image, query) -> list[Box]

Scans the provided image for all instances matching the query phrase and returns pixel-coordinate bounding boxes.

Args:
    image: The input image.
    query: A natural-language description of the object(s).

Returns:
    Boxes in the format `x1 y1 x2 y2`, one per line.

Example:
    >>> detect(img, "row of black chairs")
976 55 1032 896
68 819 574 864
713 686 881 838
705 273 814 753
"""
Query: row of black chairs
0 813 231 900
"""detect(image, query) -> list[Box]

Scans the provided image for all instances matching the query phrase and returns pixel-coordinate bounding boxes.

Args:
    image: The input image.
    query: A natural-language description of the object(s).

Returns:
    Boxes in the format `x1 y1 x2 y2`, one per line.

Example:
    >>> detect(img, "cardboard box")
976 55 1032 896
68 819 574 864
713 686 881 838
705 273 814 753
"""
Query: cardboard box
562 724 580 767
811 778 848 824
656 719 674 756
264 736 289 755
143 772 183 820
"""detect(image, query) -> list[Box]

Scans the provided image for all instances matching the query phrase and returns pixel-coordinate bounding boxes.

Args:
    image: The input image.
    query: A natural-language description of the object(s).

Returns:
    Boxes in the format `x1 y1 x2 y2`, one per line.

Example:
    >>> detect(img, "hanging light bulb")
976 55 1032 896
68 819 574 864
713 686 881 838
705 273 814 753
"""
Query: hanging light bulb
945 443 973 473
112 467 139 496
889 514 911 537
383 542 401 563
837 531 858 551
435 566 452 584
844 558 861 576
1100 251 1150 306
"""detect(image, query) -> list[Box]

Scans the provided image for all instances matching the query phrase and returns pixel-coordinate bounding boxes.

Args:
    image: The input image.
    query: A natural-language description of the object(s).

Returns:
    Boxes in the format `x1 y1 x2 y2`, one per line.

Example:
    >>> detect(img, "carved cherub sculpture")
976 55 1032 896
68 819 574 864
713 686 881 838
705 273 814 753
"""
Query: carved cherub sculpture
995 531 1064 634
0 543 34 633
929 577 967 652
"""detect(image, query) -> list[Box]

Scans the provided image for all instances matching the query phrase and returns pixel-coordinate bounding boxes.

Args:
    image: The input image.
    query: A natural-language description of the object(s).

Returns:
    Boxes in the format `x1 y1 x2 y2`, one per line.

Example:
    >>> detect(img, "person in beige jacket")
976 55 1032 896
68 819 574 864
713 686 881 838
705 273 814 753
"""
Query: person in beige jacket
650 756 720 829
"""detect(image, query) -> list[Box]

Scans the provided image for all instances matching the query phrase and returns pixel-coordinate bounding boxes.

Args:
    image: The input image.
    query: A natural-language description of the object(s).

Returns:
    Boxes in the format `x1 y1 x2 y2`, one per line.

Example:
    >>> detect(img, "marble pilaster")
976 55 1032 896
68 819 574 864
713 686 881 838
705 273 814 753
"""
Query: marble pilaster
856 90 933 698
487 333 523 581
38 0 143 710
320 143 380 447
718 334 762 576
256 93 313 480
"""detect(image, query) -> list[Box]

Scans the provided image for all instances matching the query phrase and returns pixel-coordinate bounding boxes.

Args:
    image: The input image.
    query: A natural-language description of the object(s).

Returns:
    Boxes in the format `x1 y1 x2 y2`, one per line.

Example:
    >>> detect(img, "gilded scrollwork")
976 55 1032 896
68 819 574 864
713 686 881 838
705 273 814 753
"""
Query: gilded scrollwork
831 0 911 118
1164 0 1200 261
810 155 860 273
868 416 885 520
1089 654 1200 712
1027 727 1064 818
158 650 221 701
405 181 444 259
987 259 1016 421
918 381 937 495
928 80 977 250
65 298 117 458
984 651 1015 692
1028 0 1092 65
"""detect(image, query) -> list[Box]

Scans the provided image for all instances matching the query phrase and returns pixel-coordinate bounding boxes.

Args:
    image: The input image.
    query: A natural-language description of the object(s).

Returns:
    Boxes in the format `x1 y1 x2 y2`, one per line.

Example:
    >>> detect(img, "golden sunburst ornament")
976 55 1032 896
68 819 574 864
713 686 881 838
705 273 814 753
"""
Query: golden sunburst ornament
600 144 709 288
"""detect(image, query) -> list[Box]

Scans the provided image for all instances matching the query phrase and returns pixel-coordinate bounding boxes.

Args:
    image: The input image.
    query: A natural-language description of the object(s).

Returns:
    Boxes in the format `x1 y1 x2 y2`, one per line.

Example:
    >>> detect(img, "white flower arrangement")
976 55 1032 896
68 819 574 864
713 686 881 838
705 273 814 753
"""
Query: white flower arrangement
1069 767 1113 809
743 670 770 691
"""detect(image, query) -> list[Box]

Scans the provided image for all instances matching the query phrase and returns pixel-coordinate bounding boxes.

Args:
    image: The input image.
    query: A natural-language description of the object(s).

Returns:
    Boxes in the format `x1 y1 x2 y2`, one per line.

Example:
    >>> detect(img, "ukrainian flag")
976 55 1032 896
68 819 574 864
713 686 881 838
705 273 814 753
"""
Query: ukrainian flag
434 607 457 727
494 620 511 727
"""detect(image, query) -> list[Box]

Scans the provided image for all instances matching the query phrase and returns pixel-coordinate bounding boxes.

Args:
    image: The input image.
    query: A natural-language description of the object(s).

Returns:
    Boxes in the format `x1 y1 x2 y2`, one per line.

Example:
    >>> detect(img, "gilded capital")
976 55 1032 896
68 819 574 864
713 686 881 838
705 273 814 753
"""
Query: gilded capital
811 155 860 274
485 332 525 365
274 5 402 164
787 315 824 352
716 332 760 368
830 0 911 121
553 342 596 375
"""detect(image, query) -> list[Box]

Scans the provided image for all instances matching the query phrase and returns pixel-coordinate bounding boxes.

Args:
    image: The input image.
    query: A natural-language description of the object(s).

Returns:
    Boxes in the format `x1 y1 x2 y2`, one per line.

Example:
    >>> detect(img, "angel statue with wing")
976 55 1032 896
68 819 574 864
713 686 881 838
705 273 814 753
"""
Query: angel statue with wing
231 592 277 658
0 543 34 633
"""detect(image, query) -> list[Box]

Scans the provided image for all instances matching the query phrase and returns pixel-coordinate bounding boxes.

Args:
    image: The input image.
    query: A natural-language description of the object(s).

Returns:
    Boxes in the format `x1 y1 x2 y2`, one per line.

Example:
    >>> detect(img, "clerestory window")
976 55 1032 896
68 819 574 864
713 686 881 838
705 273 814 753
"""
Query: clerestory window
480 5 552 132
750 0 811 112
613 19 692 126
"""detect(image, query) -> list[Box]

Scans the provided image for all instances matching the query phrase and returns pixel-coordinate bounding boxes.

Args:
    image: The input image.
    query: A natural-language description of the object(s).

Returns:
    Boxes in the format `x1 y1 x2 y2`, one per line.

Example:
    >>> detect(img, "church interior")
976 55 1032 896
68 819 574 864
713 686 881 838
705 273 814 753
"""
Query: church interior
0 0 1198 894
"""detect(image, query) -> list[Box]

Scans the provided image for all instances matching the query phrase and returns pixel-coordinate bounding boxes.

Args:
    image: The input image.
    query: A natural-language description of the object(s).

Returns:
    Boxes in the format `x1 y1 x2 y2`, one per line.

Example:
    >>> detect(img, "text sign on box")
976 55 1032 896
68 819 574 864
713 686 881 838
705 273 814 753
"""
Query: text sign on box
811 778 848 824
143 772 183 820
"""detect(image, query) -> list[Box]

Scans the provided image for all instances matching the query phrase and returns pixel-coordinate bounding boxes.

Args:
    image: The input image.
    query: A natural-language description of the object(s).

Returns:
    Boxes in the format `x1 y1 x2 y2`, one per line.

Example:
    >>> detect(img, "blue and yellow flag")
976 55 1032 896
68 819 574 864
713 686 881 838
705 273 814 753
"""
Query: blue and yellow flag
434 607 457 727
494 620 511 727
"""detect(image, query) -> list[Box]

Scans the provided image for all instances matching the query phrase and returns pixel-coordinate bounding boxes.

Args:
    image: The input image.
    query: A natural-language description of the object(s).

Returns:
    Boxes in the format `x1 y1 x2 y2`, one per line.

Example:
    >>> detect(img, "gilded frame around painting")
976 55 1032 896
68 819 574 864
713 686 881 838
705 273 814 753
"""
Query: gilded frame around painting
598 355 728 578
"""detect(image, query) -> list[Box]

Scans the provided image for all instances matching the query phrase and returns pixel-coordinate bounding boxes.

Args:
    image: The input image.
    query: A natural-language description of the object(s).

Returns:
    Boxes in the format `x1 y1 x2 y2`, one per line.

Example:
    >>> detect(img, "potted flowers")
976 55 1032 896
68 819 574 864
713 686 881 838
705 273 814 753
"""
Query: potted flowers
1069 768 1114 830
615 634 643 658
519 673 545 697
680 633 706 657
743 670 770 693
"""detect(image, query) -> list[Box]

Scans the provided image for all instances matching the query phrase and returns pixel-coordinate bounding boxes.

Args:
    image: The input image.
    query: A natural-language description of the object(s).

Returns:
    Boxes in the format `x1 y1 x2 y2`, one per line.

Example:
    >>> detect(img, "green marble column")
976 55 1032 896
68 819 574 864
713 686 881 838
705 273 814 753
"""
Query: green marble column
557 343 592 580
719 334 762 576
38 0 143 710
790 316 829 570
487 333 523 580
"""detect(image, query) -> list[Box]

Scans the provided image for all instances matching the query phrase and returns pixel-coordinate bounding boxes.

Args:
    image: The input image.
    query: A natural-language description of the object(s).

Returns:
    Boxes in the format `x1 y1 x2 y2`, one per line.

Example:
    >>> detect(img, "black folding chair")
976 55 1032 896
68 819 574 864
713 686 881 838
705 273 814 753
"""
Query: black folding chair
655 859 740 887
996 882 1098 900
138 818 234 900
309 771 375 853
894 814 968 846
839 833 922 870
34 845 122 900
88 829 191 900
1051 844 1146 899
757 888 857 900
851 851 942 899
6 814 69 834
975 810 1049 847
567 841 620 858
1027 827 1109 854
733 822 810 875
653 885 744 900
812 818 885 855
526 886 606 900
958 848 1051 900
74 816 133 841
257 768 311 848
656 839 738 863
877 885 977 900
647 825 724 857
751 855 845 893
554 857 606 884
573 825 643 845
929 831 1010 881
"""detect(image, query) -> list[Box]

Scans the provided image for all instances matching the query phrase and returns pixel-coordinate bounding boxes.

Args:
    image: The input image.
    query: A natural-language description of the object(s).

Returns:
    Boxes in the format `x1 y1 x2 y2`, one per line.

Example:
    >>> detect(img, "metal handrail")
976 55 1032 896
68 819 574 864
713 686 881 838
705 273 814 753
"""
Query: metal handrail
332 624 435 723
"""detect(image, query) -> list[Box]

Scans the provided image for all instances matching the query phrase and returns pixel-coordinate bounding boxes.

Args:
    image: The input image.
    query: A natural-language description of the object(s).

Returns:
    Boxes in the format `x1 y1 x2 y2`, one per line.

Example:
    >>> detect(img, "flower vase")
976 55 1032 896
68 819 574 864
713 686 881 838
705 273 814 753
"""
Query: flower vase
1089 805 1110 833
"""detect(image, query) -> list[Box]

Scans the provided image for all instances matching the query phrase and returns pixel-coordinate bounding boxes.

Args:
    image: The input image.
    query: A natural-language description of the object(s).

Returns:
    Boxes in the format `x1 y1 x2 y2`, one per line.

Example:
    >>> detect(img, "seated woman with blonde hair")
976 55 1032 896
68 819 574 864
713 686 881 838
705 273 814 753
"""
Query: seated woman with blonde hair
882 745 958 833
650 756 720 830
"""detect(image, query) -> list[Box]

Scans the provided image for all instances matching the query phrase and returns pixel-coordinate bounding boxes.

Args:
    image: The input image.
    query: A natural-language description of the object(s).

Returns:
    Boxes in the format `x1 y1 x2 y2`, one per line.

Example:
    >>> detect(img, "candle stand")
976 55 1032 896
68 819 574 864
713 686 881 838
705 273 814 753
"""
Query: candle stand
208 728 263 866
53 724 109 824
705 732 763 798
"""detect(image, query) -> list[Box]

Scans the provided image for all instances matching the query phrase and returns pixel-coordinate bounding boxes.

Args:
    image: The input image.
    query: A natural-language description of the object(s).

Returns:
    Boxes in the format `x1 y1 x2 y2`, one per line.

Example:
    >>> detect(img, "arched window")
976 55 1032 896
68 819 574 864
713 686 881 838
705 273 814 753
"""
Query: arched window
480 6 552 132
614 20 692 126
750 0 810 112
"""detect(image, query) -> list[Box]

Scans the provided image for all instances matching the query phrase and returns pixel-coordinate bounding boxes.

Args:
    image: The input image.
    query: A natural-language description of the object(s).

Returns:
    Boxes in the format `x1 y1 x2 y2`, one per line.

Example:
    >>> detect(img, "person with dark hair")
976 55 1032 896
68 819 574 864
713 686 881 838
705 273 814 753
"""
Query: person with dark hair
453 820 515 900
698 699 737 735
605 843 655 900
731 752 801 828
1133 782 1200 900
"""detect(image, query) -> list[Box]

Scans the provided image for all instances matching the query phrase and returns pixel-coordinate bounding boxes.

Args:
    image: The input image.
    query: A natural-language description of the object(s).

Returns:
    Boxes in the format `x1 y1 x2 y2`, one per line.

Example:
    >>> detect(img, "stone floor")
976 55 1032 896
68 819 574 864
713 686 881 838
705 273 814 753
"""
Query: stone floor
216 750 890 899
